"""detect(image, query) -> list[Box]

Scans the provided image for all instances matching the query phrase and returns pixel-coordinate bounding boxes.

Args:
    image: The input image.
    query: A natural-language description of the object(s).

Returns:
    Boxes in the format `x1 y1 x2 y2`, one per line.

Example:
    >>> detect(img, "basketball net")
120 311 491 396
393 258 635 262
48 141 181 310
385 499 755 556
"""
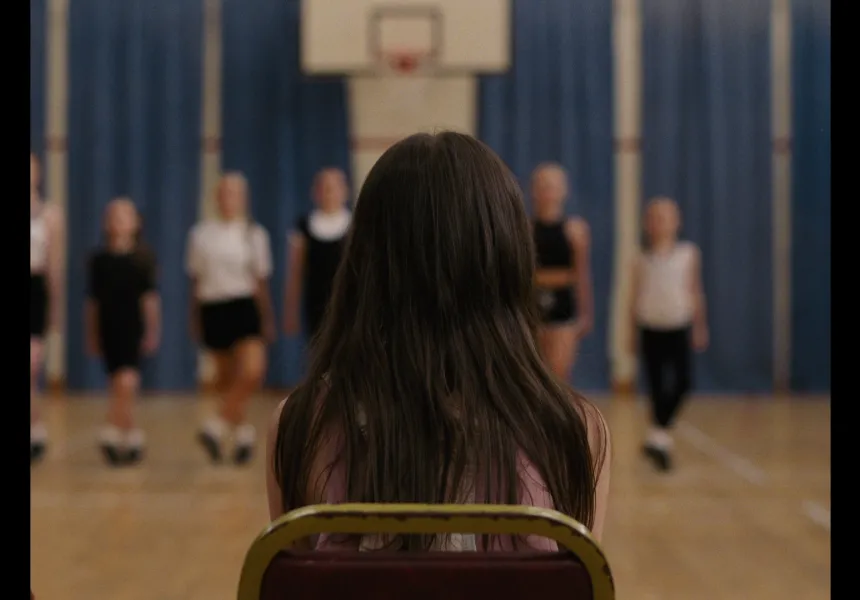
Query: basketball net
377 50 432 110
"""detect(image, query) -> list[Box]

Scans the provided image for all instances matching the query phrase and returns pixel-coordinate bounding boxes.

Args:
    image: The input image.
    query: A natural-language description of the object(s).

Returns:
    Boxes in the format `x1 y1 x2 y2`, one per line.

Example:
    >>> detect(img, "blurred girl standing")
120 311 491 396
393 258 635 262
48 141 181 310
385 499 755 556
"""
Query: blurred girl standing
30 153 64 464
629 197 709 472
187 172 275 465
531 163 594 382
284 168 351 345
85 198 160 466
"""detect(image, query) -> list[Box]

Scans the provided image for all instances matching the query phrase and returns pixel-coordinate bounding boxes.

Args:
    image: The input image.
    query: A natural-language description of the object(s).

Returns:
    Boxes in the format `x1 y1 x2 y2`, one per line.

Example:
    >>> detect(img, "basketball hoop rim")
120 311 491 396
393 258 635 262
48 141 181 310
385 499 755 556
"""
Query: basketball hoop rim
377 49 432 76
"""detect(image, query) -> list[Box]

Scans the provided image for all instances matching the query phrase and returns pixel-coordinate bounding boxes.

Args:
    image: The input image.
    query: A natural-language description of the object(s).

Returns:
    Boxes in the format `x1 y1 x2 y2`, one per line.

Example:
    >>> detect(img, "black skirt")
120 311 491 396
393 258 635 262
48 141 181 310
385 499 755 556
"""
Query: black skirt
100 329 143 375
30 274 48 338
199 296 262 351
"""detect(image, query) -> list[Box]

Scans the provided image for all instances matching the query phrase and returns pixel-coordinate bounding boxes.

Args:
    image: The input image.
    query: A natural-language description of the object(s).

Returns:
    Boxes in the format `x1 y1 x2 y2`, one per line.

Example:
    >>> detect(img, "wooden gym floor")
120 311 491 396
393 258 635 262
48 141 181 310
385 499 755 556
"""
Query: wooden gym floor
31 393 830 600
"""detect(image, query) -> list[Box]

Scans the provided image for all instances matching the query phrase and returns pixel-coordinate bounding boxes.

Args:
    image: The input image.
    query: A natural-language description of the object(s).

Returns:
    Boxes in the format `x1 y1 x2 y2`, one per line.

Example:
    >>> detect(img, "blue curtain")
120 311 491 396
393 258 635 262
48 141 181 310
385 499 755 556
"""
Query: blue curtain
479 0 614 391
30 0 46 158
641 0 772 391
221 0 351 388
791 0 830 392
66 0 203 391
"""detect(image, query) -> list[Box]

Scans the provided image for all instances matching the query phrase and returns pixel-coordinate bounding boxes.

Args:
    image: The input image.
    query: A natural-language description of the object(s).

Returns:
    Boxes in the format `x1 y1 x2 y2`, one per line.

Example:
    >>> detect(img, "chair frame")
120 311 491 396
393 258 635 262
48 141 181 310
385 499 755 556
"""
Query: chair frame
237 503 614 600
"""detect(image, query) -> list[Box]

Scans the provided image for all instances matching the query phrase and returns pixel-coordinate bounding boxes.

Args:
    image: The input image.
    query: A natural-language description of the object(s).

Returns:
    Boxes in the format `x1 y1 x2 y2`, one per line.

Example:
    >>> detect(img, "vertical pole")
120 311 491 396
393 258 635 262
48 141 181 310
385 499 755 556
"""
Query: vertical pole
197 0 223 387
610 0 643 394
771 0 793 392
45 0 70 389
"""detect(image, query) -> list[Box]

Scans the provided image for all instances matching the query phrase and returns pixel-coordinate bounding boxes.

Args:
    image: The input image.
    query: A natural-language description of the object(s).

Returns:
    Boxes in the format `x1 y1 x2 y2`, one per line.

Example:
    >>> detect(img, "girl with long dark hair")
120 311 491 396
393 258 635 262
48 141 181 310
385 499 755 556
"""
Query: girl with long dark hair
266 132 611 551
85 198 161 466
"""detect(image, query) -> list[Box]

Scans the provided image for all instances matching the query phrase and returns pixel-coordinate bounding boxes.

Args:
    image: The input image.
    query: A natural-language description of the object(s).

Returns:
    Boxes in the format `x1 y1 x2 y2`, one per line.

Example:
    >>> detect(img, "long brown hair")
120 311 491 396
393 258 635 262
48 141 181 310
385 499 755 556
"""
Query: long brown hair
275 132 606 549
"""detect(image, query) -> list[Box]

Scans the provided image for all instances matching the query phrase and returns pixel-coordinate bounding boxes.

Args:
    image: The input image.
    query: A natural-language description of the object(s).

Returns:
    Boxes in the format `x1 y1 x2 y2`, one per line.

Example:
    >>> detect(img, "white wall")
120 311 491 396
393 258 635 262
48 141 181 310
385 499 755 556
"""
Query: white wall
348 75 477 191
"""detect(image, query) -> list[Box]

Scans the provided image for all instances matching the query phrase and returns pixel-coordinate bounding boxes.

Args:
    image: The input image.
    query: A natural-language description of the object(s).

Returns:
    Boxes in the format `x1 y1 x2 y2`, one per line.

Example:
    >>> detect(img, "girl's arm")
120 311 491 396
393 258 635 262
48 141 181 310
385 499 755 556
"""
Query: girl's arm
142 293 161 352
253 227 276 342
188 282 200 343
141 255 162 354
85 256 100 356
256 279 276 342
587 405 612 543
266 397 288 521
535 269 574 289
84 300 100 356
627 256 641 355
185 230 201 343
689 245 709 351
283 232 306 336
565 217 594 337
45 205 65 332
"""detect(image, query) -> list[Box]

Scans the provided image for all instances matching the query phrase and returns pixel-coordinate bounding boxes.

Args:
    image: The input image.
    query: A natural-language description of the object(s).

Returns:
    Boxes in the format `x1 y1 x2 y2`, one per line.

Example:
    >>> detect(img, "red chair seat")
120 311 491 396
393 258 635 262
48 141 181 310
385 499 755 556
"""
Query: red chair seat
261 551 592 600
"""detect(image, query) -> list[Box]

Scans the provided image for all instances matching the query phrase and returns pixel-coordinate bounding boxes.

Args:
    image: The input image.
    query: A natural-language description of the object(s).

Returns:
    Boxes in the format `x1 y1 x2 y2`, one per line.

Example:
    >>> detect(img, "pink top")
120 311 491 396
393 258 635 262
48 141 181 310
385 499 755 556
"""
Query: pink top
313 438 558 552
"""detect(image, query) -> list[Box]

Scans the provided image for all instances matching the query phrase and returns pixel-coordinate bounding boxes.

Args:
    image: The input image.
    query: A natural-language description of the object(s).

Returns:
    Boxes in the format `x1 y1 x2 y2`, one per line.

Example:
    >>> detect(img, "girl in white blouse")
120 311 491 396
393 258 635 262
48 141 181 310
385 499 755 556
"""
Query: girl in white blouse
186 172 275 465
30 153 64 464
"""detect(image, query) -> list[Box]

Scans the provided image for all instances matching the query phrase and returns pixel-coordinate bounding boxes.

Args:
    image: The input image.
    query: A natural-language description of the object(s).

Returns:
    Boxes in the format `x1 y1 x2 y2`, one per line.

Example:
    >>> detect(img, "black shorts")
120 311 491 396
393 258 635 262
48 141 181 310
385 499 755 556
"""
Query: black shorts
101 331 142 375
200 296 261 351
537 287 577 325
30 274 48 338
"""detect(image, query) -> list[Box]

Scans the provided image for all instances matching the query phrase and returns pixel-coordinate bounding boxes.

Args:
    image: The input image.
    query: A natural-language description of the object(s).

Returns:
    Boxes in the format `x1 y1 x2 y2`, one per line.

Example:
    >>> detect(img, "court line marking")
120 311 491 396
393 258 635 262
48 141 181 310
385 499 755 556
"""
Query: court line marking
676 422 769 485
800 500 831 531
676 421 830 532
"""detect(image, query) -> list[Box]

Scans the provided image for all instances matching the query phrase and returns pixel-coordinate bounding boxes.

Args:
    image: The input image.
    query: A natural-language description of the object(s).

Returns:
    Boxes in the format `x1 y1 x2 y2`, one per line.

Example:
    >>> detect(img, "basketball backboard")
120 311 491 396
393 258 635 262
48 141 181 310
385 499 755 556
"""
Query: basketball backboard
301 0 510 75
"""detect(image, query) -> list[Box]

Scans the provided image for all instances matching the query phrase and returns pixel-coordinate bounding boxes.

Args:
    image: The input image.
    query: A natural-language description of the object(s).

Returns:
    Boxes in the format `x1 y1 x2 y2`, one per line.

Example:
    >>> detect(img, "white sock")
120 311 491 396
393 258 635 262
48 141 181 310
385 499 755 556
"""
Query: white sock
202 415 227 440
98 425 123 447
647 427 673 450
234 423 256 447
125 429 146 450
30 422 48 444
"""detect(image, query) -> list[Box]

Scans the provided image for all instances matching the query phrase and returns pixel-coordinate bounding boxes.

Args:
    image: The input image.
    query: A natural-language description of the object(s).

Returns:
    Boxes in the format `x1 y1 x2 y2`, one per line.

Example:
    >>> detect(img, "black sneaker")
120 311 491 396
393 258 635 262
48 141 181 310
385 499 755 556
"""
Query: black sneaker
100 443 125 467
125 446 145 465
234 444 254 466
197 431 223 463
642 443 673 472
30 441 46 465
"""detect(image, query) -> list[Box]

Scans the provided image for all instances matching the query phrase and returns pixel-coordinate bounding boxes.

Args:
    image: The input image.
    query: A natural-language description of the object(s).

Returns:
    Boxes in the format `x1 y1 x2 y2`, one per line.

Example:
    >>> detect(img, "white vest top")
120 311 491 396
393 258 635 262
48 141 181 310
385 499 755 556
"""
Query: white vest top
635 241 697 329
30 208 48 273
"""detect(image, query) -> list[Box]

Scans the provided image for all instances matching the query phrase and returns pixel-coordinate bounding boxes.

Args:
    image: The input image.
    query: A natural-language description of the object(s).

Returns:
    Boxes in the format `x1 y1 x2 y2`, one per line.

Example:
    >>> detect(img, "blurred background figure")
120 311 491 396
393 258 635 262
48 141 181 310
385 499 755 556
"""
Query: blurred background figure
30 152 63 464
531 163 594 382
283 168 351 346
86 198 160 466
186 172 274 465
629 197 708 472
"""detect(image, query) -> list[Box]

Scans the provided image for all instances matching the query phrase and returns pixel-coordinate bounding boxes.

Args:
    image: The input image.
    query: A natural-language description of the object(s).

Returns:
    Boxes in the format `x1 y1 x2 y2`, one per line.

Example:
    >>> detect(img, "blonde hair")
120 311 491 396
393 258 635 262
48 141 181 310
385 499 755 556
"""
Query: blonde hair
313 167 347 193
645 195 680 217
103 196 142 244
217 171 251 217
105 196 138 223
531 162 568 184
